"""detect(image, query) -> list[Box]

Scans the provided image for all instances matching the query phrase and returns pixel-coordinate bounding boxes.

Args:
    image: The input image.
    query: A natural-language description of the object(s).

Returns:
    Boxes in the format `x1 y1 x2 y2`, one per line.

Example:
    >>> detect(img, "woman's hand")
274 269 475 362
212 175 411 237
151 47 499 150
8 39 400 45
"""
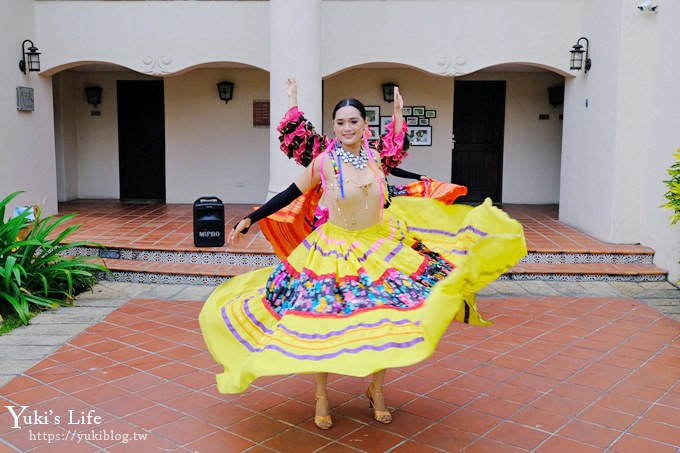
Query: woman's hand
393 86 403 115
393 86 404 132
287 77 298 108
227 218 252 245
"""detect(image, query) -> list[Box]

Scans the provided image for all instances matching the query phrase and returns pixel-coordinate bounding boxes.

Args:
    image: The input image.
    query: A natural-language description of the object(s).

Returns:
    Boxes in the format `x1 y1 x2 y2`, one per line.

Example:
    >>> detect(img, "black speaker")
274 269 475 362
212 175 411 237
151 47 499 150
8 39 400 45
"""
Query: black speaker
193 197 224 247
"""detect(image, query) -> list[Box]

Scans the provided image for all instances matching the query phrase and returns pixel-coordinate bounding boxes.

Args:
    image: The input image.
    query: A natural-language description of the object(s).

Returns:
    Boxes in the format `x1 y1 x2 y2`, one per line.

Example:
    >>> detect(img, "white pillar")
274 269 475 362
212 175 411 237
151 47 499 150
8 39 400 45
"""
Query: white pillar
269 0 322 197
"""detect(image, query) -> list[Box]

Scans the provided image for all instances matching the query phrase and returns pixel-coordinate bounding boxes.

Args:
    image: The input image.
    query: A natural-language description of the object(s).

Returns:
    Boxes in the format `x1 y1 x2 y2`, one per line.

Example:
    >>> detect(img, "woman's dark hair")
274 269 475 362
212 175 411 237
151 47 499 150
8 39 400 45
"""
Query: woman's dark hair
332 98 366 120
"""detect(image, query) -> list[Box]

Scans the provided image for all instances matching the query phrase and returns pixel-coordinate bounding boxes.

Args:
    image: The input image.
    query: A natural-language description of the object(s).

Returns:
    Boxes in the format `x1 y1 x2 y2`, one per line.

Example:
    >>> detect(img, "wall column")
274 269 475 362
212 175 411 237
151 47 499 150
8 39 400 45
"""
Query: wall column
269 0 322 197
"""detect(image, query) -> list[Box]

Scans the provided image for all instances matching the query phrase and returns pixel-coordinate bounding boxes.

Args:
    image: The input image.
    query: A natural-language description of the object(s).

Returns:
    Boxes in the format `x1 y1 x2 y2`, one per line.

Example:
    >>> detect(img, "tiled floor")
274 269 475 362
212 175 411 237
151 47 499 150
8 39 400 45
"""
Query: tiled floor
55 200 653 256
1 200 678 452
1 295 679 452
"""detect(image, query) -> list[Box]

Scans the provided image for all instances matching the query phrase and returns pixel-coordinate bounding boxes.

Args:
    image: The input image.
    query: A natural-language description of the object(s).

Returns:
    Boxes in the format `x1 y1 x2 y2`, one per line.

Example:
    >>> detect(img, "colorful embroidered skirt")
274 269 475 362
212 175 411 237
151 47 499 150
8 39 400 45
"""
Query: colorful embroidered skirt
199 197 527 394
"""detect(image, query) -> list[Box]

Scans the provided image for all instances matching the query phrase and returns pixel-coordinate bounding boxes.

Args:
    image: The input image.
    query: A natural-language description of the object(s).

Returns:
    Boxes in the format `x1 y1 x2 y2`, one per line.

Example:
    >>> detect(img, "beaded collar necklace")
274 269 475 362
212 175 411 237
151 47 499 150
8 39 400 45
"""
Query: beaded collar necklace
335 144 369 170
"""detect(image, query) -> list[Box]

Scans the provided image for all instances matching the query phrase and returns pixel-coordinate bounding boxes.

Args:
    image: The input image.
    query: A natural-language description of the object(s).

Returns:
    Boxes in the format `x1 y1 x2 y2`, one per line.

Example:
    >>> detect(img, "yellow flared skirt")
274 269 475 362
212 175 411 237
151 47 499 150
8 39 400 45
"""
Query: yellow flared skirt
199 197 526 393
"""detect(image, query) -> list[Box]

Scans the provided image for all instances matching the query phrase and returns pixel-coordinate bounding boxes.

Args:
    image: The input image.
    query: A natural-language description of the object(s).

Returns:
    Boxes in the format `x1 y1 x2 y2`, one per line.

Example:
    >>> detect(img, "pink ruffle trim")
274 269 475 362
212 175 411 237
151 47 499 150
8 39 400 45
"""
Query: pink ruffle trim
379 116 409 173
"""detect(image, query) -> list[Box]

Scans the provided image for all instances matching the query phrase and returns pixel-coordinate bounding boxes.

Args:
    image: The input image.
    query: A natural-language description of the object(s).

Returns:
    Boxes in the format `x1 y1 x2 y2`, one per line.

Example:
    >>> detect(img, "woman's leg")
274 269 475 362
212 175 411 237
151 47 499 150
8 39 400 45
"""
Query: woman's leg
314 373 332 429
368 369 392 423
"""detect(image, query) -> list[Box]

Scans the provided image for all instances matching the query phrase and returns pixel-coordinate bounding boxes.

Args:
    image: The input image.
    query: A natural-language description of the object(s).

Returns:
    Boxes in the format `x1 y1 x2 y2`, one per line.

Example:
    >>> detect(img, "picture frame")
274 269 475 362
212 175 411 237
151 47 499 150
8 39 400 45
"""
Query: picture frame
425 110 436 118
365 106 380 125
406 116 418 126
412 106 426 116
368 126 380 141
418 118 430 126
402 107 412 116
408 126 432 146
379 116 392 135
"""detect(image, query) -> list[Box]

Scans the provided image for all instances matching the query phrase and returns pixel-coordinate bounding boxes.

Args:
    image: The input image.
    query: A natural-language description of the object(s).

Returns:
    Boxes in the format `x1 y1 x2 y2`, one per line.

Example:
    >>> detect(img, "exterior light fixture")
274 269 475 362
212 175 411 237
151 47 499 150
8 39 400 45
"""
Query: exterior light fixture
548 86 564 108
217 81 234 103
19 39 41 74
85 86 103 108
569 37 591 73
382 82 399 103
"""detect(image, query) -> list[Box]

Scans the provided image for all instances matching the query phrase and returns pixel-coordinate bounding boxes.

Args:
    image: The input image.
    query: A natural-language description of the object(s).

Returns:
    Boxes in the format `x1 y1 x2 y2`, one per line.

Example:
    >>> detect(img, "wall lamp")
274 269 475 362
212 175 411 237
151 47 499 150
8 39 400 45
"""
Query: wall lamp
85 86 102 108
217 81 234 103
569 37 591 73
18 39 41 74
548 86 564 108
382 82 399 103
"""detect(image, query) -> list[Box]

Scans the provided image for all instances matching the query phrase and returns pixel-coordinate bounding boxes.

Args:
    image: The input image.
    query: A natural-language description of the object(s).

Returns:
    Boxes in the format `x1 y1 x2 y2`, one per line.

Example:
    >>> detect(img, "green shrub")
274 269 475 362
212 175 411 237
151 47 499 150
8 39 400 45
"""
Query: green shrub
662 149 680 225
0 191 109 325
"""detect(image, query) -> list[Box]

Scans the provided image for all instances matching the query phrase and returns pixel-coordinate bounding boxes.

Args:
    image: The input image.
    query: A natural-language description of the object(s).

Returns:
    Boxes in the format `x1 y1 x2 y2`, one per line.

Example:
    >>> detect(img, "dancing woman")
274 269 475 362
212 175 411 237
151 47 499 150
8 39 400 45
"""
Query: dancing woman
199 79 527 430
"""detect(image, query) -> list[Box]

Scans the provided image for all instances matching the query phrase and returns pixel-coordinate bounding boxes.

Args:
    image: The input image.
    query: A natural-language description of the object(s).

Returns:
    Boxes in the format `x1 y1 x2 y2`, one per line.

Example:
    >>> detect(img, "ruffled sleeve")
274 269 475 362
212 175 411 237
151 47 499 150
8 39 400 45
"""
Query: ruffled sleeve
374 116 410 174
277 106 331 167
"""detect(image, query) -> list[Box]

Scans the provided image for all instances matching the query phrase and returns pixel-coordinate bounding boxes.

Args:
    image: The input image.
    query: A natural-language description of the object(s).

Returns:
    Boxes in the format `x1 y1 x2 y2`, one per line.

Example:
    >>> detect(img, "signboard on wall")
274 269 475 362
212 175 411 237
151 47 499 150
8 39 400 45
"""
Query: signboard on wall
17 86 34 111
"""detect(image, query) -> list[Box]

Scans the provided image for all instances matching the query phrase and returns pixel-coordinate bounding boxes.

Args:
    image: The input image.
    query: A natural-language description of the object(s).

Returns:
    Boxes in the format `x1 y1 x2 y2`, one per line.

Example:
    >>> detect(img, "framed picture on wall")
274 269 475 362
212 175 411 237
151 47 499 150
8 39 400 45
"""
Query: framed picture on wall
406 116 418 126
365 106 380 125
380 116 392 134
368 126 380 141
409 126 432 146
418 118 429 126
425 110 436 118
412 106 426 116
402 107 412 116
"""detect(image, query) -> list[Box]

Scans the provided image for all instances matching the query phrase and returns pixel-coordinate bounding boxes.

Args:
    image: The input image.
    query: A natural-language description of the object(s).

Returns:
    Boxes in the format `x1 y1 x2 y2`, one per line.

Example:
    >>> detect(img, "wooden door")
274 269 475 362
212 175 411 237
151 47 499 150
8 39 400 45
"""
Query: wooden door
452 81 506 203
117 80 166 201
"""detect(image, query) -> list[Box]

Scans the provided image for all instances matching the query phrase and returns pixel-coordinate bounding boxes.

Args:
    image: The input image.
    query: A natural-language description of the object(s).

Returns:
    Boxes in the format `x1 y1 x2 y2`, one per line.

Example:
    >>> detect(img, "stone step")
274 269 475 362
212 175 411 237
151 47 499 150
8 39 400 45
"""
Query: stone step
95 255 667 285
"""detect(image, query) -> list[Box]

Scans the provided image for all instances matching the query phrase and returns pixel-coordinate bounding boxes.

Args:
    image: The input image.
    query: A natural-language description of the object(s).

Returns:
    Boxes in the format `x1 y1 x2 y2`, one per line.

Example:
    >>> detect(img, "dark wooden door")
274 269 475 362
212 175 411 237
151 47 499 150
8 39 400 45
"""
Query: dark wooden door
452 81 506 203
117 80 166 201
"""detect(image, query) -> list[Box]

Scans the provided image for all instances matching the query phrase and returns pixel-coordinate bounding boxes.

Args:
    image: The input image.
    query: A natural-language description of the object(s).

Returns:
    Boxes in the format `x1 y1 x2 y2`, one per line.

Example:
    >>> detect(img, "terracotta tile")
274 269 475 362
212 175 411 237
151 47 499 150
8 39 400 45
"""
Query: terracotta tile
608 433 677 453
152 415 218 445
557 419 620 448
511 406 570 433
441 408 501 435
413 424 478 452
389 440 445 453
137 381 192 403
462 437 528 452
578 406 633 433
227 413 290 443
185 429 256 453
486 420 550 450
399 395 457 421
467 395 523 419
535 435 603 453
263 427 331 453
596 393 652 416
628 418 680 445
124 404 184 431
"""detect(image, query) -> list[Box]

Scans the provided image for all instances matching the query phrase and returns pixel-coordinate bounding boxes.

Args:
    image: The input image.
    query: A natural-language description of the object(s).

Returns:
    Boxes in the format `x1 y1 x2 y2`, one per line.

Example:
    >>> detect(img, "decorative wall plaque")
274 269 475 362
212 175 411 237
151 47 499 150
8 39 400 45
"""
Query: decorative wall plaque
253 99 270 127
16 86 34 111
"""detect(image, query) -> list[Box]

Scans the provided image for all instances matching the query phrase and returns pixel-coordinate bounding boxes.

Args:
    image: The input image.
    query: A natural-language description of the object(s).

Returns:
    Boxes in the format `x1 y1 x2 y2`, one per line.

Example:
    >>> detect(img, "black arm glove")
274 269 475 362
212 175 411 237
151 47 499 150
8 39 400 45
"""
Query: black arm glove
390 167 423 180
235 183 303 233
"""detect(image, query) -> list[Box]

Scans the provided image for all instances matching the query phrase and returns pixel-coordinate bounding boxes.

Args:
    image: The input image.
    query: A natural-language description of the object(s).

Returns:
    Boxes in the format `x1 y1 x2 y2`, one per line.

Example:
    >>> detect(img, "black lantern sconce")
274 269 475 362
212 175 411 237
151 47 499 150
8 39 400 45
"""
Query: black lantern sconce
548 86 564 108
382 82 399 103
217 81 234 103
569 37 591 73
18 39 41 74
85 86 103 108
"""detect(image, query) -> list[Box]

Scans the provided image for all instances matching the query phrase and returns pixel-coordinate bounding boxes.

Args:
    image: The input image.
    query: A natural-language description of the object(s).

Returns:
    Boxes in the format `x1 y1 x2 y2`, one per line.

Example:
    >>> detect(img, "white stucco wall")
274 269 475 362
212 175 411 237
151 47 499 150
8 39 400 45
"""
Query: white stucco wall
321 0 579 77
460 71 565 204
1 0 58 216
639 0 680 283
164 68 270 204
35 1 270 75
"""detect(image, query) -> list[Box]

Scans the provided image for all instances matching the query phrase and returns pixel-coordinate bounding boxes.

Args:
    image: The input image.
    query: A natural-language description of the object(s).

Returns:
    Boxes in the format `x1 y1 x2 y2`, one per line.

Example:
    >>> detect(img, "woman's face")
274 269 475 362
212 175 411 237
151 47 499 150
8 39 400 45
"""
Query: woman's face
333 106 368 148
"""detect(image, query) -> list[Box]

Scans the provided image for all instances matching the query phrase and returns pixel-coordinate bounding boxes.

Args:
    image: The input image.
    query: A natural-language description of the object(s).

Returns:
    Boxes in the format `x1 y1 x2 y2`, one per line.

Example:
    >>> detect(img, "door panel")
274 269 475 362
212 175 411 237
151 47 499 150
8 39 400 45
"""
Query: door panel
452 81 506 203
117 80 166 201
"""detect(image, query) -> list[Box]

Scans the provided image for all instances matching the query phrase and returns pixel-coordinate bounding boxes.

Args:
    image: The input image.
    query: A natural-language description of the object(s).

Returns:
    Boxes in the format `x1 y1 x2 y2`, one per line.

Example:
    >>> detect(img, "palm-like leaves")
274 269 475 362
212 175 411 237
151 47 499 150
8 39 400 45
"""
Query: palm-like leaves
1 191 109 325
